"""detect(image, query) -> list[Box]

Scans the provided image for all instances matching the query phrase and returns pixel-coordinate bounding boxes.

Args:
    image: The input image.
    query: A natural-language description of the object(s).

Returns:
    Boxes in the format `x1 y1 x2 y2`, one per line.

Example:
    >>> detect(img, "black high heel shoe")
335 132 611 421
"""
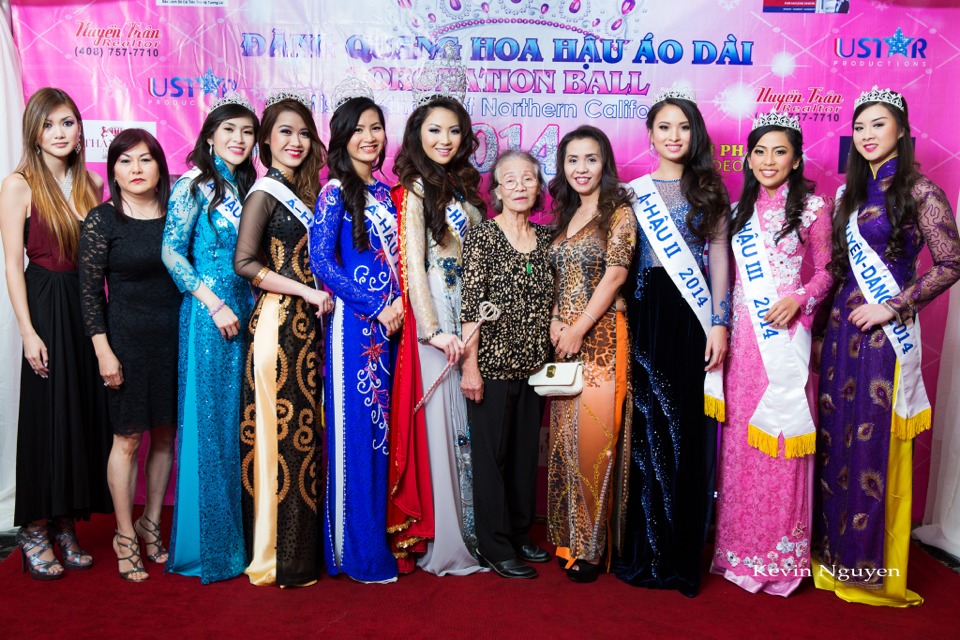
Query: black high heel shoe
52 518 93 570
566 559 602 583
134 515 168 563
113 530 148 582
16 524 65 581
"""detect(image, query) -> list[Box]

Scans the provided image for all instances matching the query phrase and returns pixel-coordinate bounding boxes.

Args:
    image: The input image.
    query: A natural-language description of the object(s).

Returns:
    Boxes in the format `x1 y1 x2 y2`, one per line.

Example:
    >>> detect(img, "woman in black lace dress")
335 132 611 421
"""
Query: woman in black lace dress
234 95 330 587
79 129 181 581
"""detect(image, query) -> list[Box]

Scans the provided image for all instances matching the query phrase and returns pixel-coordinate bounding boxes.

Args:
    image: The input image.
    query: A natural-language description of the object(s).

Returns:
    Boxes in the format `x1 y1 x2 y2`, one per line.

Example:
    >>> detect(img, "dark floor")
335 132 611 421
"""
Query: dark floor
2 526 958 574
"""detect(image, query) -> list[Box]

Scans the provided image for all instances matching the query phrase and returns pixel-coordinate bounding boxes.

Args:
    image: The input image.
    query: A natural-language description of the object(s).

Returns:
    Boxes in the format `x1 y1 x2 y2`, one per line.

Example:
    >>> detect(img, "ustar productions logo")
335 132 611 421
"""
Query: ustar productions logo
146 68 238 106
83 121 158 162
834 26 928 67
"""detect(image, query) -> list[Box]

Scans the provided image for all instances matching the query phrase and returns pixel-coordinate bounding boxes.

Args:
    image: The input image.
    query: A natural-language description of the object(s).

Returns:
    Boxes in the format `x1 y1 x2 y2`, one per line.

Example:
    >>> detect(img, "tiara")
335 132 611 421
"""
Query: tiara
330 75 375 111
265 89 313 110
854 85 904 111
653 81 696 105
752 108 801 132
210 91 253 113
413 40 467 107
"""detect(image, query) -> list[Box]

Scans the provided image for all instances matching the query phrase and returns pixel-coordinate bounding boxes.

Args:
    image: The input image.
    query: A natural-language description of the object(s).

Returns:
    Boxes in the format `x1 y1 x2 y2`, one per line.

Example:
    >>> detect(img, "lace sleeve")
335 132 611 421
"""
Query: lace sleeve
708 216 732 327
233 189 274 282
790 196 834 327
78 204 111 337
460 224 487 324
162 177 203 293
605 205 637 268
403 187 441 339
310 182 389 320
887 178 960 318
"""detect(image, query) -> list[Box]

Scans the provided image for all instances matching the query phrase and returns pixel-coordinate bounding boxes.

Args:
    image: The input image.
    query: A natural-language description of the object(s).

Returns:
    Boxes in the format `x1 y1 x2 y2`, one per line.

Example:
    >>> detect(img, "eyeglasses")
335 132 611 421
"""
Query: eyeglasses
499 176 538 191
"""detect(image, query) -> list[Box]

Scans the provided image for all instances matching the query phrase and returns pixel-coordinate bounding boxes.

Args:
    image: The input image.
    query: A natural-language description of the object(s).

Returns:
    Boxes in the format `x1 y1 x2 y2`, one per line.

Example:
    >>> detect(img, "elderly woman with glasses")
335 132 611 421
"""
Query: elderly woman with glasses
460 149 555 579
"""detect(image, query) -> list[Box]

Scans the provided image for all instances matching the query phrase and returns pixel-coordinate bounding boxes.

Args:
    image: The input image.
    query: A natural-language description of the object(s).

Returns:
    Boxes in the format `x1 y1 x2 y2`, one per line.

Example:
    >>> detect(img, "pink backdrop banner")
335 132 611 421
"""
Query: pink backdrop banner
11 0 960 517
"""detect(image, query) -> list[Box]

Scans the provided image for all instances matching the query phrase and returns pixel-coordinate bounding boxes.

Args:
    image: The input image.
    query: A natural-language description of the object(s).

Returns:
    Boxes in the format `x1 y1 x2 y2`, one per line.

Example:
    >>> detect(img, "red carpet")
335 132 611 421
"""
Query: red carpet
2 509 958 639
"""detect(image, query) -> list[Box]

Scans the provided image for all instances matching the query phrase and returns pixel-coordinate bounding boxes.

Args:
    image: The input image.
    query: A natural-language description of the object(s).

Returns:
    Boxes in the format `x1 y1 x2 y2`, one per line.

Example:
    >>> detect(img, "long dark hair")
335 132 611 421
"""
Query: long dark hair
730 124 814 243
828 98 918 279
258 99 326 206
393 96 485 246
328 97 386 251
16 87 99 259
185 102 259 218
548 125 632 240
106 128 170 223
647 98 729 239
488 149 545 214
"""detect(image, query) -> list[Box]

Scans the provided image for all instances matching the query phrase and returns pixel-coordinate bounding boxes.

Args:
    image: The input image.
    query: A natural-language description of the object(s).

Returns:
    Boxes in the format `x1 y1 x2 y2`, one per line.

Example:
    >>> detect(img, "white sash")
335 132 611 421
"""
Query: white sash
181 167 243 233
732 207 815 458
445 200 470 245
629 174 725 420
248 176 314 231
327 179 400 285
839 186 931 439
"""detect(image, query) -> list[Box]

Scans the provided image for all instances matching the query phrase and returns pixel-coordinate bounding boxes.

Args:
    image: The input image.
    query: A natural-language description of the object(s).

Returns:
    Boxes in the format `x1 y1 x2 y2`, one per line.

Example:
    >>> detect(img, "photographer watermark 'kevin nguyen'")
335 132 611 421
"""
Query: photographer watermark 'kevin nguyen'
752 562 901 582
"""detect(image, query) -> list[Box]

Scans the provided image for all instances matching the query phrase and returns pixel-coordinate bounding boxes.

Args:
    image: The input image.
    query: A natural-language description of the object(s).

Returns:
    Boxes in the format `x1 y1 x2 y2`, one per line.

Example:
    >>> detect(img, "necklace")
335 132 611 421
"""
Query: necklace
495 215 535 275
55 168 73 202
122 199 160 220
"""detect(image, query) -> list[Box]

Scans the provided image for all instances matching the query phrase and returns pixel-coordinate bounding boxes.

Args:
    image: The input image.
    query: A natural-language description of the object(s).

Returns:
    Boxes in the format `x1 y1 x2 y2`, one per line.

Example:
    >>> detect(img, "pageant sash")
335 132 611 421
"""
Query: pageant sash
445 200 470 245
840 186 931 439
327 179 401 285
248 176 314 231
629 174 724 420
732 208 815 458
181 167 243 233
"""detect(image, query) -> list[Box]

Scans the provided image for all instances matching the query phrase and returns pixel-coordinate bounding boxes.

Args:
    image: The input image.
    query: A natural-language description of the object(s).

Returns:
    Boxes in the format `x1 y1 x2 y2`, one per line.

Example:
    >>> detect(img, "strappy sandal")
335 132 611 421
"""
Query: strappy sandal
134 515 169 563
16 524 64 581
52 517 94 570
113 530 148 582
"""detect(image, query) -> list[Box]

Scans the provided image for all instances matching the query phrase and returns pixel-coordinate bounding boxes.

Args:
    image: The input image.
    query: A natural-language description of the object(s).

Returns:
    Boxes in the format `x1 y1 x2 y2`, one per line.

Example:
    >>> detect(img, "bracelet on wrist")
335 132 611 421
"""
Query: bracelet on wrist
582 310 597 324
550 314 562 322
418 328 442 345
883 301 903 325
208 300 226 317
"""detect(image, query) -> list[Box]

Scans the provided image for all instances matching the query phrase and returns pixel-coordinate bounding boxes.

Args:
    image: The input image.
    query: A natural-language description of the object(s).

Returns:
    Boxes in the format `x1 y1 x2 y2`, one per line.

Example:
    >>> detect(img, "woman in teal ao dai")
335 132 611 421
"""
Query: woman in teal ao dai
161 100 259 583
310 96 401 582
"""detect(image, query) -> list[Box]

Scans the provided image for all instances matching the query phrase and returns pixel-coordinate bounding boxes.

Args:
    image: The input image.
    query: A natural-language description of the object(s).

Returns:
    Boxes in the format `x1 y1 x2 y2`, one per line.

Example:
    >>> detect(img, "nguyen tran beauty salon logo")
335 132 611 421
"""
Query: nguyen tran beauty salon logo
72 19 163 59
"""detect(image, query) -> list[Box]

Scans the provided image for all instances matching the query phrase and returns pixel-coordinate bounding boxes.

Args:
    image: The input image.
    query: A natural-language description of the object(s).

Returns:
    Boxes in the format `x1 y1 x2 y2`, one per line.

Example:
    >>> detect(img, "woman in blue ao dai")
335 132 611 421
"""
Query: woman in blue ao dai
311 97 402 582
161 99 259 583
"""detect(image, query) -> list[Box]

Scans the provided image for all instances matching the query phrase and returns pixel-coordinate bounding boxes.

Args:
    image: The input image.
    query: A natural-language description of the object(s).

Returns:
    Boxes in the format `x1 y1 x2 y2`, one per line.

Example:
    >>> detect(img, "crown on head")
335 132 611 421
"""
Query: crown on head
330 75 375 111
752 108 801 132
854 85 904 111
653 81 696 105
265 89 313 110
413 40 467 108
210 91 253 113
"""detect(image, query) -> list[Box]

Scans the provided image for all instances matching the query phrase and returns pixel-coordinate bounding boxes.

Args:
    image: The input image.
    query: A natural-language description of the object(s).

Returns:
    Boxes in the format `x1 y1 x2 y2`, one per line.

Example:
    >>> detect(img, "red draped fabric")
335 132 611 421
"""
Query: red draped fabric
386 184 435 573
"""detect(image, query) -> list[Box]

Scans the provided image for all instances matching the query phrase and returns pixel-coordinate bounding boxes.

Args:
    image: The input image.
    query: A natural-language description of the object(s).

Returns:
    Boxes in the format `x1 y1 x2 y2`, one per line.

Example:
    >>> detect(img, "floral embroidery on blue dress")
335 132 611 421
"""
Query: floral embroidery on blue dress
310 179 400 582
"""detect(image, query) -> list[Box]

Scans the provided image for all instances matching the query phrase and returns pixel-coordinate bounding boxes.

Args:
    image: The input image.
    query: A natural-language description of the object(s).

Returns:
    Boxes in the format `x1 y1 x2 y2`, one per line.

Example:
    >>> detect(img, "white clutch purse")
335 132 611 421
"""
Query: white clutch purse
528 362 583 397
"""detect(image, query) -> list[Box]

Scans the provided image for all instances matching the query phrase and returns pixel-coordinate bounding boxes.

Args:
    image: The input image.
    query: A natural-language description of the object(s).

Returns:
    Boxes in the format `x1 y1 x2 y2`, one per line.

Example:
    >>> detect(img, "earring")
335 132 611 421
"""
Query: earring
35 145 41 155
75 140 82 153
209 143 214 155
